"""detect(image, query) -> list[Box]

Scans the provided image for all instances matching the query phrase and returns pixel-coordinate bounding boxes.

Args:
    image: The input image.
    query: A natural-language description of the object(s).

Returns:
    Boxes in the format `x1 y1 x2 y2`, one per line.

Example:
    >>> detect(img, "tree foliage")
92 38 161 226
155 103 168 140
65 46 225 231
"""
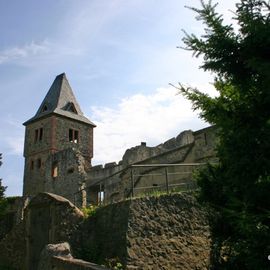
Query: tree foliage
179 0 270 269
0 153 6 198
0 153 7 215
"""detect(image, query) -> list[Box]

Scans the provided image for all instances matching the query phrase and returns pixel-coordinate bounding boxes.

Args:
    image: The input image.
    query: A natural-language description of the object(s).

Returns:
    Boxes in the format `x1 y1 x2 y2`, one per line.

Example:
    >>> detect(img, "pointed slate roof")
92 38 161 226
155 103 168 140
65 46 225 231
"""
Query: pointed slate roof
23 73 96 126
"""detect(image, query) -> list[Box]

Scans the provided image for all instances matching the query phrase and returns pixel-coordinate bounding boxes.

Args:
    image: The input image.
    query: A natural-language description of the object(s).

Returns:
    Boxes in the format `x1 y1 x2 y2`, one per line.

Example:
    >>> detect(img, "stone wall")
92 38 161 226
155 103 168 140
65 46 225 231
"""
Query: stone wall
0 193 84 270
23 114 93 204
24 146 88 206
0 221 26 269
125 194 211 270
38 242 109 270
25 193 84 270
87 126 217 204
44 148 88 205
55 116 94 160
0 196 29 241
75 193 211 270
0 192 211 270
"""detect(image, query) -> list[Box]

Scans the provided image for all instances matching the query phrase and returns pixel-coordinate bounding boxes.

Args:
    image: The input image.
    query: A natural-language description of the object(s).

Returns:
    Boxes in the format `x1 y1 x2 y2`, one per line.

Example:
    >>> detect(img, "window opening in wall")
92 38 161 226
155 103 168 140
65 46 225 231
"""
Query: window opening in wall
35 128 43 143
67 167 74 174
39 128 43 141
35 129 39 142
37 158 42 169
98 191 104 204
65 102 77 114
30 160 34 170
52 161 58 178
69 129 79 143
74 130 78 143
204 133 208 145
42 105 48 112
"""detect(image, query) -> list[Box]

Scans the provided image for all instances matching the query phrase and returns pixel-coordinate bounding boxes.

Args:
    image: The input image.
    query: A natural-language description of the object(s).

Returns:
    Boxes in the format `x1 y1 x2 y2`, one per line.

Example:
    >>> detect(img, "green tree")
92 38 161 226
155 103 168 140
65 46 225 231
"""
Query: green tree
0 153 6 197
178 0 270 269
0 153 7 215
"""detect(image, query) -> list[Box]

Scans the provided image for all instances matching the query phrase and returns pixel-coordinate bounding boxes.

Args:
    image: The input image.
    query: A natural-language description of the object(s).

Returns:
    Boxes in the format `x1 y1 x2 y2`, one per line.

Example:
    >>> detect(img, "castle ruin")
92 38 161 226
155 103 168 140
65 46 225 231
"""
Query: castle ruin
0 73 217 269
22 73 217 206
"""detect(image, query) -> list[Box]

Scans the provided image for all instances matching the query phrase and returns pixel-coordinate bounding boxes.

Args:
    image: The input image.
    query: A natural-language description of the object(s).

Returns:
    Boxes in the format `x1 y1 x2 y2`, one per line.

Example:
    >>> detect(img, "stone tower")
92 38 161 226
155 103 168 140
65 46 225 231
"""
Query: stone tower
23 73 96 204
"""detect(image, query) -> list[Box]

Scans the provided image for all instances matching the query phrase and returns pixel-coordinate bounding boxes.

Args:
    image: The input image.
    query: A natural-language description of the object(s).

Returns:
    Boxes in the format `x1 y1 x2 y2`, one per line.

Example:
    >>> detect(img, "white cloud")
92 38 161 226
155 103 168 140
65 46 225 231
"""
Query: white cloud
90 85 211 165
0 40 51 64
5 137 24 156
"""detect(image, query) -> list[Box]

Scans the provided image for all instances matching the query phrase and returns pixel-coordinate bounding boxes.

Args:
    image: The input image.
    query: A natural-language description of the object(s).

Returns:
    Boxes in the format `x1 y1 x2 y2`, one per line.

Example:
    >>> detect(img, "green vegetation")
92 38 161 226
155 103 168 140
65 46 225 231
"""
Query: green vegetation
138 185 194 198
179 0 270 269
0 153 8 217
105 258 124 270
0 264 16 270
81 204 100 218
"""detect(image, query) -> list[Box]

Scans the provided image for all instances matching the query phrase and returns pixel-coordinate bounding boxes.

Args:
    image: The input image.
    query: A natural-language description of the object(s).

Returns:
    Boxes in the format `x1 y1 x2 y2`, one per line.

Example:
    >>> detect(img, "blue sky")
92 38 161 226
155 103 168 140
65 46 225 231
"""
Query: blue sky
0 0 238 196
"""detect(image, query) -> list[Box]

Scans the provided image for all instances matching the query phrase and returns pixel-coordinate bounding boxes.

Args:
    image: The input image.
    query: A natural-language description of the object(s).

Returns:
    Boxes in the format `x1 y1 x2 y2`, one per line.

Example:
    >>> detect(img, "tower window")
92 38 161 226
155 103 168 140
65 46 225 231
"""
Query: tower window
65 102 77 114
52 161 58 178
34 128 43 142
30 160 34 170
35 130 38 142
37 158 42 169
69 129 79 143
39 128 43 141
42 105 48 112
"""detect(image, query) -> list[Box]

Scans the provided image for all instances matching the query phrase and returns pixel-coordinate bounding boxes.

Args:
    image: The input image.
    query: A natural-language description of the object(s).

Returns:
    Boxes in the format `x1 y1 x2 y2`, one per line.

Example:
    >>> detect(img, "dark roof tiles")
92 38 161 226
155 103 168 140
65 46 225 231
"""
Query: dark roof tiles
24 73 96 126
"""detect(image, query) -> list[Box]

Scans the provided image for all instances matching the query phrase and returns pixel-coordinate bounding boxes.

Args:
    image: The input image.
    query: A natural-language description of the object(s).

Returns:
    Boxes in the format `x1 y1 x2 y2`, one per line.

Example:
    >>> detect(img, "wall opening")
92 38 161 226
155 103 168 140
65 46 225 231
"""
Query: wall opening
42 104 48 112
37 158 42 169
30 160 34 170
39 128 43 141
35 128 43 143
69 129 79 143
204 132 208 145
52 161 58 178
67 167 74 174
98 191 105 204
65 102 77 114
35 130 38 142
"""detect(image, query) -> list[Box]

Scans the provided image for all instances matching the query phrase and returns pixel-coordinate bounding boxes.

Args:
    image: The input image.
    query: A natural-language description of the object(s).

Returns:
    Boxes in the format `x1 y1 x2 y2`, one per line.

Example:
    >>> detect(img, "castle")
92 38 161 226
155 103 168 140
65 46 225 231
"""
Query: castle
0 73 216 269
22 73 217 207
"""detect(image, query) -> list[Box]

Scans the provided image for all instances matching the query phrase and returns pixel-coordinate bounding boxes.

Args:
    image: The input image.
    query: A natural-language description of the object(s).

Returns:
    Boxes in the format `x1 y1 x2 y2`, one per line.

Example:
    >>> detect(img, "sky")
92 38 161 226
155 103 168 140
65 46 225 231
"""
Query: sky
0 0 239 196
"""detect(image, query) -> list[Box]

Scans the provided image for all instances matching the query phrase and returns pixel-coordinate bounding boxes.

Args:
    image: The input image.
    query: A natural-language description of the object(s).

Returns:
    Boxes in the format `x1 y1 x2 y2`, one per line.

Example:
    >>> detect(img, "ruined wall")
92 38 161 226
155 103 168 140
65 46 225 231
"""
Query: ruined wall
25 193 84 270
44 148 88 205
0 221 26 269
0 192 211 270
74 193 211 270
24 145 88 206
0 196 29 242
38 242 109 270
87 126 217 204
0 193 84 270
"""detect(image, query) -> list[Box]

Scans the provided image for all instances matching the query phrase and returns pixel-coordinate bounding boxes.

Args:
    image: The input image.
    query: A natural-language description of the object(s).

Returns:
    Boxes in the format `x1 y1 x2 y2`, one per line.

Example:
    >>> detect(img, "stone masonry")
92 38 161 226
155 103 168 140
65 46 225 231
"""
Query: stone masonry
73 192 211 270
87 126 217 204
21 73 218 209
23 73 95 205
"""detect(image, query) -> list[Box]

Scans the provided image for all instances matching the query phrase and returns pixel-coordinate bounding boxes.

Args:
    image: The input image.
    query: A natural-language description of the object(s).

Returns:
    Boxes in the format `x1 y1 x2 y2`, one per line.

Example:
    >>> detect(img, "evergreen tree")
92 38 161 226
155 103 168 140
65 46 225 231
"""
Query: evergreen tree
0 153 6 199
178 0 270 268
0 153 7 215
